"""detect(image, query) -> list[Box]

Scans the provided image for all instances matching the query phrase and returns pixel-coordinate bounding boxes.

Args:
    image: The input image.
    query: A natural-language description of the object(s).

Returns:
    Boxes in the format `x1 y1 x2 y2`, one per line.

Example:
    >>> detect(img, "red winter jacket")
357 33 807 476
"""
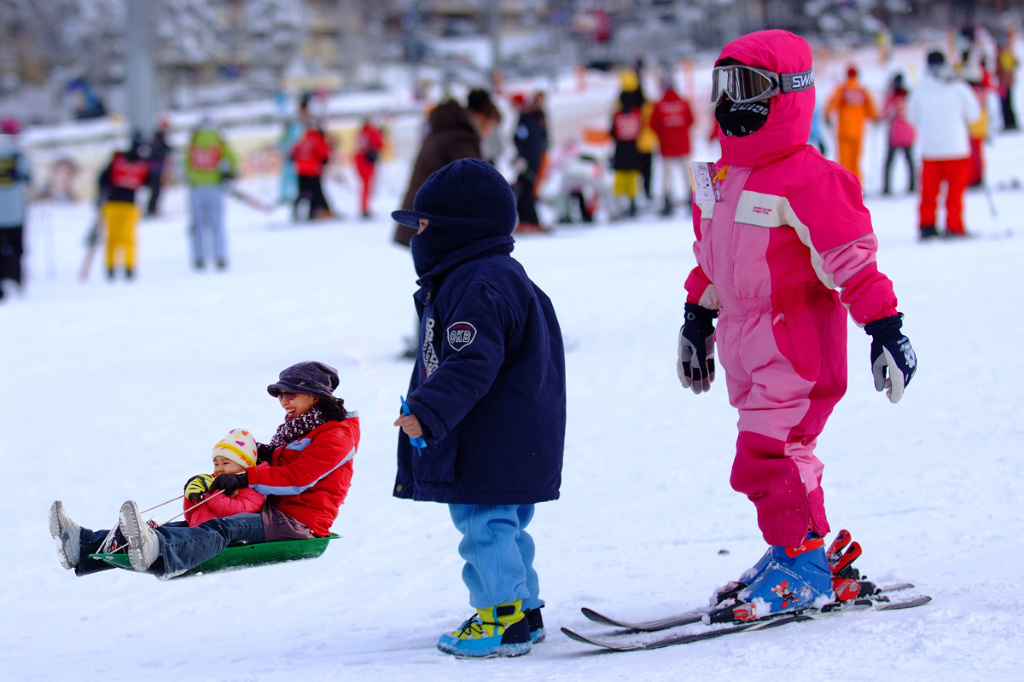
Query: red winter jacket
183 487 265 527
291 130 332 177
247 416 359 537
650 89 695 157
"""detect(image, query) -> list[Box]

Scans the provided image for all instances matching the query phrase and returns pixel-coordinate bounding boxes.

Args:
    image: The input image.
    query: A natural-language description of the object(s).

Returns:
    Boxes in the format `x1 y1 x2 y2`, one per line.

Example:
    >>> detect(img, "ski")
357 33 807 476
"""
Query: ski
580 582 916 633
562 594 932 652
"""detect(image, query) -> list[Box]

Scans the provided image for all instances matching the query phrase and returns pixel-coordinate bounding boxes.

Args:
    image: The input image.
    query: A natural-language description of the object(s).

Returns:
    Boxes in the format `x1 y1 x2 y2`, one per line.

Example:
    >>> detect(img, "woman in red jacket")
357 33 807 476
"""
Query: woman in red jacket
49 361 360 579
291 125 334 220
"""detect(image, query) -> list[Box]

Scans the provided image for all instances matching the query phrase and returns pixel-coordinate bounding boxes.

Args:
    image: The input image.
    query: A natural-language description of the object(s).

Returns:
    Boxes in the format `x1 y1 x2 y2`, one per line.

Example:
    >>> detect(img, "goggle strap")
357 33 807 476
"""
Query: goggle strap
779 69 815 93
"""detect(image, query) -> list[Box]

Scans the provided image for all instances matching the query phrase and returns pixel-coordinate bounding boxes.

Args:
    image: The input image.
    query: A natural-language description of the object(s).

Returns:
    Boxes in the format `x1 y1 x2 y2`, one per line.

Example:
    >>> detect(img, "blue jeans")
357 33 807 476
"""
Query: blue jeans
449 504 543 610
75 514 265 579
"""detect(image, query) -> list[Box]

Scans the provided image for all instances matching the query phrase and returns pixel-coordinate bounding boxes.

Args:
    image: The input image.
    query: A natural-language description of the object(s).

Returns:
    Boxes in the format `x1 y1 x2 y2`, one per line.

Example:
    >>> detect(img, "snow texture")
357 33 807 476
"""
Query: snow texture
2 43 1023 682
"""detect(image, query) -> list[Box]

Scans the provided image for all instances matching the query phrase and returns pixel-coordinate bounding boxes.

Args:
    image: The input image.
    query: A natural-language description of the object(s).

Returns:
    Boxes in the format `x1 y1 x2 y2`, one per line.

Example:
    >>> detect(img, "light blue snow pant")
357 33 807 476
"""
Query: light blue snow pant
189 185 227 265
449 504 543 610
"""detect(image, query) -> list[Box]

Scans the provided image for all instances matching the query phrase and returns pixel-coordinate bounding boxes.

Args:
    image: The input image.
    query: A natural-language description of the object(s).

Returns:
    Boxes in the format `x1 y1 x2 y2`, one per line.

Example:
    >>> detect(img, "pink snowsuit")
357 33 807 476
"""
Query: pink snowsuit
686 30 899 547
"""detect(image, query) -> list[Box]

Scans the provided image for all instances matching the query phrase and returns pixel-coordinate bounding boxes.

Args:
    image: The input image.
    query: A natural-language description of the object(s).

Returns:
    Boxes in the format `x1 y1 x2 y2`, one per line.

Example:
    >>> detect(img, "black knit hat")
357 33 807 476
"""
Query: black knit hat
267 361 339 399
927 50 946 67
392 158 517 238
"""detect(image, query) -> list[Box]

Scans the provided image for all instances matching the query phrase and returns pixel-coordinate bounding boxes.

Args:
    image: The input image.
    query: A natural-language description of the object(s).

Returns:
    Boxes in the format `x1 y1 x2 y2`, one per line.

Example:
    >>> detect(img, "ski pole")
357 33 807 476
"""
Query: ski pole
982 181 998 218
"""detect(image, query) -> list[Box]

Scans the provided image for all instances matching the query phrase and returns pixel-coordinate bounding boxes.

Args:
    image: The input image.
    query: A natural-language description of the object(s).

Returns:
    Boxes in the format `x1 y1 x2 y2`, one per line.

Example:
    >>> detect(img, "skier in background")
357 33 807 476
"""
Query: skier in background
184 117 238 270
678 29 917 622
907 50 981 239
881 74 916 196
353 118 386 219
511 92 549 233
0 118 32 301
609 89 643 219
97 134 151 280
995 33 1019 131
826 66 878 183
649 75 695 217
291 123 333 221
145 118 173 217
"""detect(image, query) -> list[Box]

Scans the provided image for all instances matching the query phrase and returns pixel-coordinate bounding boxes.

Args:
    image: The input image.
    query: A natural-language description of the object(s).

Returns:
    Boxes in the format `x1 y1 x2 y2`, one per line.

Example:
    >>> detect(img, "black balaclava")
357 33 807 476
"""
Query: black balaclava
715 98 771 138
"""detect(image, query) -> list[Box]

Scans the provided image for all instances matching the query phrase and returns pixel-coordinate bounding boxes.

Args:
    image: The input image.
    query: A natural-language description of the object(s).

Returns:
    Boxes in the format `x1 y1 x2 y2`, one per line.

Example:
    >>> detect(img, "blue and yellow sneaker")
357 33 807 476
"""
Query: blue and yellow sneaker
437 600 533 658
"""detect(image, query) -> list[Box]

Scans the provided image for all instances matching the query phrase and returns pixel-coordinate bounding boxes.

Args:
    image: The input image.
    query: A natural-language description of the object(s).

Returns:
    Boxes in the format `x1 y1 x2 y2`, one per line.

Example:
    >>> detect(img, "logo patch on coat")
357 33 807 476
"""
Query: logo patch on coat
446 322 477 351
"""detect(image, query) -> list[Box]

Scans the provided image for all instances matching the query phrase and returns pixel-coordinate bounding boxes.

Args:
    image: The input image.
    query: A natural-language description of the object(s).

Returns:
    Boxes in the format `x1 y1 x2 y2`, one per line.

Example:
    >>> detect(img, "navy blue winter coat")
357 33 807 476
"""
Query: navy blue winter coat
395 235 566 505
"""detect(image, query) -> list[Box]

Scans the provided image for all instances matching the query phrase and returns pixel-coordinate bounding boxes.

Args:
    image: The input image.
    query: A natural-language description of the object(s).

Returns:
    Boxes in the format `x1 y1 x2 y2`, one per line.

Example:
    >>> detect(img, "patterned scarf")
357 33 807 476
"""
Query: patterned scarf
267 406 326 451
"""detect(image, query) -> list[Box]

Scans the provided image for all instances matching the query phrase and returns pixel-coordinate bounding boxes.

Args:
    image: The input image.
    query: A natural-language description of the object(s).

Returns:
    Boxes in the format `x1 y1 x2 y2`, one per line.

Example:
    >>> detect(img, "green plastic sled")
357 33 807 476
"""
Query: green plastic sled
90 533 340 579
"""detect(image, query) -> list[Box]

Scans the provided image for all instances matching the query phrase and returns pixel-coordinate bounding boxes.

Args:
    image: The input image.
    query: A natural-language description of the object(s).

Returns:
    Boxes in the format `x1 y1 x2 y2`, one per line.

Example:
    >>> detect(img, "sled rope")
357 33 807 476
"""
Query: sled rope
97 492 226 554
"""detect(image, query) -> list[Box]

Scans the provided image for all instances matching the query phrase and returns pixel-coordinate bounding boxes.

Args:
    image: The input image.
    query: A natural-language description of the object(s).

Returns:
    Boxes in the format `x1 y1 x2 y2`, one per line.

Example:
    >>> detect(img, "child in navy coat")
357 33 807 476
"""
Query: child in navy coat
392 158 566 658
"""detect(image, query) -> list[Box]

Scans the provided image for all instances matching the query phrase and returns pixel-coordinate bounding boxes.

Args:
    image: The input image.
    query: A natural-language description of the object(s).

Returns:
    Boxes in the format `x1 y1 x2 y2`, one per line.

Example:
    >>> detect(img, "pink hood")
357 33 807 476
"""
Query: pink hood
716 30 815 168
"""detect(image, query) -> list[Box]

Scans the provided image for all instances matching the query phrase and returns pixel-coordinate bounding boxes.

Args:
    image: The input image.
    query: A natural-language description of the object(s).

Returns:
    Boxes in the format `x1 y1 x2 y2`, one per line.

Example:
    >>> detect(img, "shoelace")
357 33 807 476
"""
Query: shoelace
455 614 502 638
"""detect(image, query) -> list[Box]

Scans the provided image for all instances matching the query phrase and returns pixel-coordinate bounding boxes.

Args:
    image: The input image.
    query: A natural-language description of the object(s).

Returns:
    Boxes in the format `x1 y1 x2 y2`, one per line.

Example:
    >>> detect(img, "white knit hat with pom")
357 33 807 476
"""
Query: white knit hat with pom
212 428 258 469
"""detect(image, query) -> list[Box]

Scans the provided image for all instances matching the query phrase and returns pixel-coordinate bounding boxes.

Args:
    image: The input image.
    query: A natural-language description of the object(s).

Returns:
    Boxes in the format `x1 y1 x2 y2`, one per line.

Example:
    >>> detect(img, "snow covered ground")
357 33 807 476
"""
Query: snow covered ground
3 45 1024 681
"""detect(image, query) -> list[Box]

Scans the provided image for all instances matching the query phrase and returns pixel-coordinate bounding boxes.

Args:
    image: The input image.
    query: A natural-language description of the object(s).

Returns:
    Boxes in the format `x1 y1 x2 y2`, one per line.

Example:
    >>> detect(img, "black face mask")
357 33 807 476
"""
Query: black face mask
715 98 770 137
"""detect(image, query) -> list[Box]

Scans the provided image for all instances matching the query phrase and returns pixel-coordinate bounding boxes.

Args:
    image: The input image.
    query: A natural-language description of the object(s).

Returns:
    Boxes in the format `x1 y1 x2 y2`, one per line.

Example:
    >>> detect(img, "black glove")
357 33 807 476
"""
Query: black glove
183 473 214 502
677 302 718 394
865 314 917 404
210 472 248 496
256 442 273 465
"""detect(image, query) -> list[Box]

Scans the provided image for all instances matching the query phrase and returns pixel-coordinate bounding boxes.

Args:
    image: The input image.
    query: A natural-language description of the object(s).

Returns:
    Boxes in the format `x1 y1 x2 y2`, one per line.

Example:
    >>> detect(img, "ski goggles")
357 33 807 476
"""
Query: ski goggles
710 65 815 105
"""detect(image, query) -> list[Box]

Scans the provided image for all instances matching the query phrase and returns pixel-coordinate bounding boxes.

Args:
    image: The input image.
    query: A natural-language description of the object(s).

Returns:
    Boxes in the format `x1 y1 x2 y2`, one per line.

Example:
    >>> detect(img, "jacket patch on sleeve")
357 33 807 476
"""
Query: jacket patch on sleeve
446 321 477 352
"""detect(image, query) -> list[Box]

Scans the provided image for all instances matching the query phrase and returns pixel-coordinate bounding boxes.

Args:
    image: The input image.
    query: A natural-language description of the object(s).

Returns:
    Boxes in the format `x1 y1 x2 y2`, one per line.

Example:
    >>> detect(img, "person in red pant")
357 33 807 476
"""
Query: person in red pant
907 51 981 239
353 118 385 218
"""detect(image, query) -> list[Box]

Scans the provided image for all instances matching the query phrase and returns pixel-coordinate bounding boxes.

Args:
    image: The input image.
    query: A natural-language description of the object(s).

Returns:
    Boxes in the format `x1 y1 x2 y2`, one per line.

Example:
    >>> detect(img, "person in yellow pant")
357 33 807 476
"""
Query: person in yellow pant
826 66 878 183
102 201 138 277
97 137 150 280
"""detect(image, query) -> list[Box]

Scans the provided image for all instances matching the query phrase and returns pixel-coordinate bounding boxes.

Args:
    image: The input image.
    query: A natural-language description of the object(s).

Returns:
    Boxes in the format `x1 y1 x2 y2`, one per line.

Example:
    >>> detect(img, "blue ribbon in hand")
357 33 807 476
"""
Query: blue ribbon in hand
400 396 427 456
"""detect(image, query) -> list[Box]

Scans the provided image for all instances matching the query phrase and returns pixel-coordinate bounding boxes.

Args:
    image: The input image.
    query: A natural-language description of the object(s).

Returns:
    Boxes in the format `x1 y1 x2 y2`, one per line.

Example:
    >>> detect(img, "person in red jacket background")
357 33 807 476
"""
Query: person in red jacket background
291 124 334 220
50 361 359 579
354 118 386 218
650 76 695 216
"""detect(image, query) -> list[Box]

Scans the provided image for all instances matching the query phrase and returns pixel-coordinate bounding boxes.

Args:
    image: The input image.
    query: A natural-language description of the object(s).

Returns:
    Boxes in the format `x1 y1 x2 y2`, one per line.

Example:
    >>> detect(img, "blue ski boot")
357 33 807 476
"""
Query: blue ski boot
709 534 835 623
437 600 533 658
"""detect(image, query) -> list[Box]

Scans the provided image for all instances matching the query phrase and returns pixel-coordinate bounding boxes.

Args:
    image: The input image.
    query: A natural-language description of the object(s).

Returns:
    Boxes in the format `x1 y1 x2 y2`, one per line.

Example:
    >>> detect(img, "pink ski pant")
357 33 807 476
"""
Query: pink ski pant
717 288 848 547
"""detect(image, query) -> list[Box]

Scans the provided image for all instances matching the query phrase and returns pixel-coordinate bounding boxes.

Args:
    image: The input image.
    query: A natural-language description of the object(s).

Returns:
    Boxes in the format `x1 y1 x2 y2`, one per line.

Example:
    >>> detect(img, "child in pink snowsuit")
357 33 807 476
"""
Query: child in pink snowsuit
677 30 918 619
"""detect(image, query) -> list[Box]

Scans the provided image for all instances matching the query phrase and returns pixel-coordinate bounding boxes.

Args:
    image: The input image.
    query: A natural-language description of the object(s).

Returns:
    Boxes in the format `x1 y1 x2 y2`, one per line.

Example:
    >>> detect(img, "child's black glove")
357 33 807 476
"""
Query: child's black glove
210 472 248 496
677 302 718 394
865 313 917 404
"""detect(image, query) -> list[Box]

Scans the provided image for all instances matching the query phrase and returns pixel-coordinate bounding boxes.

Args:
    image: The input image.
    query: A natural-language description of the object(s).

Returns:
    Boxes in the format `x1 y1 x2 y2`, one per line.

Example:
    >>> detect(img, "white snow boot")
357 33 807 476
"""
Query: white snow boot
118 500 159 572
49 500 81 570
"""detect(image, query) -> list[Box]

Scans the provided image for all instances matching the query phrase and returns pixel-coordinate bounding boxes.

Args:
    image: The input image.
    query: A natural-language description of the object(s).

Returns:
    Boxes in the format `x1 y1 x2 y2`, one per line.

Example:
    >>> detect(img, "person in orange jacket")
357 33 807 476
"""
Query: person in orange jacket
826 66 878 183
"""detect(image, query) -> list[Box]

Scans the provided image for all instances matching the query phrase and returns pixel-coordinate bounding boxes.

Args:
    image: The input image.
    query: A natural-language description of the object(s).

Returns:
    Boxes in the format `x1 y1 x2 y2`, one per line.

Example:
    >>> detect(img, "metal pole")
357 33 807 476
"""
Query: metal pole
125 0 158 138
487 0 502 88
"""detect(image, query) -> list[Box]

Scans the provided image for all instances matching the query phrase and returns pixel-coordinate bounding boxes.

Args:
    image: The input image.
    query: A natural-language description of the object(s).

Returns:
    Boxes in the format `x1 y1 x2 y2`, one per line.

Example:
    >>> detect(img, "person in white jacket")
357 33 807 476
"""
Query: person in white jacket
907 50 981 240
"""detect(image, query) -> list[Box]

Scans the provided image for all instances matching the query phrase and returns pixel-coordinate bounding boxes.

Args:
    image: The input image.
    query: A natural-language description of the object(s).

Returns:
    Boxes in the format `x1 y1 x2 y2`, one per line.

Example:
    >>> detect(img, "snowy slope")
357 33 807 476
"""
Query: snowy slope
2 46 1024 681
